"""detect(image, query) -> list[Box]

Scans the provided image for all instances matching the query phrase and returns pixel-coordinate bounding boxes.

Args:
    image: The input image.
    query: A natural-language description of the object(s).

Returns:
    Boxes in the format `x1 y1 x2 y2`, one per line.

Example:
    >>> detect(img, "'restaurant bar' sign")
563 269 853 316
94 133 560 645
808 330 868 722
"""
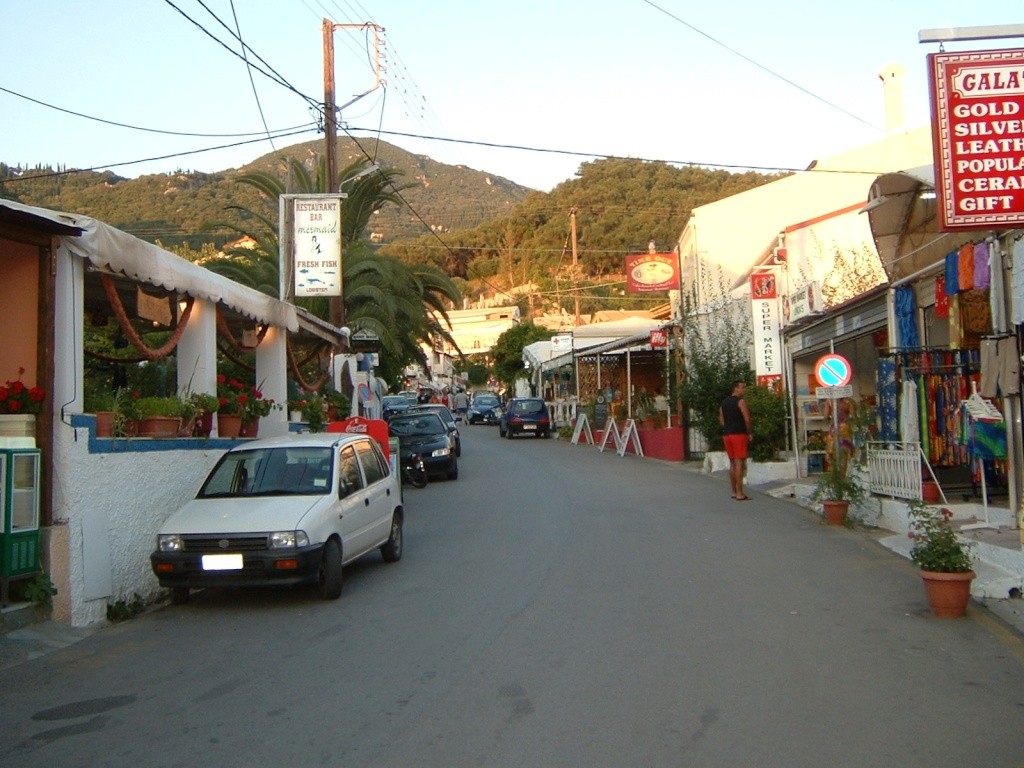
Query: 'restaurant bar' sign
929 48 1024 230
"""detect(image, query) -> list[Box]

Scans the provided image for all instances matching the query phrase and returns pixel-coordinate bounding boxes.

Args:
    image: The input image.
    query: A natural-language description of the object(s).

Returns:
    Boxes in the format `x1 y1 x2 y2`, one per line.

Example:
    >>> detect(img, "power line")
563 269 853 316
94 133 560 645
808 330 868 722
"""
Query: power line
0 84 314 139
641 0 881 131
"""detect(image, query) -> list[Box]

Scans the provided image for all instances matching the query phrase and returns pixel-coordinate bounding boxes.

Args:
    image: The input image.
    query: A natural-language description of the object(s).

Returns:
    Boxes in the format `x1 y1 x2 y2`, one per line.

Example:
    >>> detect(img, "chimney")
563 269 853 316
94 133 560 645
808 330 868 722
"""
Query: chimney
878 63 906 134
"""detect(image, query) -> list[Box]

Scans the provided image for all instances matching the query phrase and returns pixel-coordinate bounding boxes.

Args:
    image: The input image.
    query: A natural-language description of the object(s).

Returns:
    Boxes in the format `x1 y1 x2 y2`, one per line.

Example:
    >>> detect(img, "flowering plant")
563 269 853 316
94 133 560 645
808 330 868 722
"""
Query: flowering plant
243 387 277 422
0 368 46 414
216 375 249 417
908 500 975 573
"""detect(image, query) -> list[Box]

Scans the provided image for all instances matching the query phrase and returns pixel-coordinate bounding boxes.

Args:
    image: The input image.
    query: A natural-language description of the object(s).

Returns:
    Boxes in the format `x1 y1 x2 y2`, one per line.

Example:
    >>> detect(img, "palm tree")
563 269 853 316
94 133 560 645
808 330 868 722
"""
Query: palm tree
205 155 462 367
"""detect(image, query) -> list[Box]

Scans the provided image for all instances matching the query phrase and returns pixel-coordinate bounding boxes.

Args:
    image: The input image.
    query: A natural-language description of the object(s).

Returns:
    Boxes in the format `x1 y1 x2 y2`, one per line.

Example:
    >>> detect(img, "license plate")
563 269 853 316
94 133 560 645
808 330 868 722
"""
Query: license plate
202 553 243 571
523 424 536 430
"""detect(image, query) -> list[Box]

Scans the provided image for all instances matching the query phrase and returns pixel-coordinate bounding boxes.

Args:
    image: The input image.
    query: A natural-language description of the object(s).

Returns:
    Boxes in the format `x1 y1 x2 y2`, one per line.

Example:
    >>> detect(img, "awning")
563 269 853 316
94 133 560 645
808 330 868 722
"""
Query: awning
863 165 970 282
2 199 299 331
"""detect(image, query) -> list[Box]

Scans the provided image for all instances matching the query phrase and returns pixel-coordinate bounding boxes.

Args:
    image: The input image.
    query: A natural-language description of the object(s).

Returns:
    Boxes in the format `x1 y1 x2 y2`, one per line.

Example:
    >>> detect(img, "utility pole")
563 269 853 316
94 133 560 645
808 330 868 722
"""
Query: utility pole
322 20 384 331
569 207 581 325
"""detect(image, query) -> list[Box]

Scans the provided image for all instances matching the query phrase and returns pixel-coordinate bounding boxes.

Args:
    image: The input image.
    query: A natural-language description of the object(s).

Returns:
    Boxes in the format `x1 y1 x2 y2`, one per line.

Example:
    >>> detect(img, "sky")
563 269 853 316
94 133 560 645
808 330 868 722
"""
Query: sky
2 2 1018 194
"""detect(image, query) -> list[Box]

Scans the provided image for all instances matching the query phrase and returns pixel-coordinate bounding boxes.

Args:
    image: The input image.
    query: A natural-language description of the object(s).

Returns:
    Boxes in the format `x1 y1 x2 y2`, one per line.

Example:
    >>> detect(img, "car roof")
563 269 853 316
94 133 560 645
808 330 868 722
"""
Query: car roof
225 432 365 452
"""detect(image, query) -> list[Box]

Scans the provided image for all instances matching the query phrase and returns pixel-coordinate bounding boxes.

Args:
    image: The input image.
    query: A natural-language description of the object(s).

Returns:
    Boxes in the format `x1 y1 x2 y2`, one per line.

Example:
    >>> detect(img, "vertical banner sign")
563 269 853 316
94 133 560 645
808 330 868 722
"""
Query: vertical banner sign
750 270 783 392
625 253 680 292
292 195 343 297
928 48 1024 230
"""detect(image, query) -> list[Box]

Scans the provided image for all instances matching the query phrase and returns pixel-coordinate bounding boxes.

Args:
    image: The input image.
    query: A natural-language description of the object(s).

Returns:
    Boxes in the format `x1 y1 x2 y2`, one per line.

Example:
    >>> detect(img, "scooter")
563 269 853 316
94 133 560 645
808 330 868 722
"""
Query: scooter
401 453 428 488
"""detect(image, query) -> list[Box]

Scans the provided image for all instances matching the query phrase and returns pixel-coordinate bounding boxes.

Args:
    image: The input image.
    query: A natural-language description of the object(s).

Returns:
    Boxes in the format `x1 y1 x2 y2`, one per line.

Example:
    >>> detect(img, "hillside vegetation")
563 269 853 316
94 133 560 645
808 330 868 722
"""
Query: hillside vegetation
1 139 780 314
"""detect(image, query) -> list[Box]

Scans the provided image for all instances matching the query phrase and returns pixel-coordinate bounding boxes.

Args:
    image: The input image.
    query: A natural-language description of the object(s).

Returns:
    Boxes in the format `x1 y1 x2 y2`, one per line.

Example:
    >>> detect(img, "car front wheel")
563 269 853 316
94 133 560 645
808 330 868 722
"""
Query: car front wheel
380 513 403 562
318 539 344 599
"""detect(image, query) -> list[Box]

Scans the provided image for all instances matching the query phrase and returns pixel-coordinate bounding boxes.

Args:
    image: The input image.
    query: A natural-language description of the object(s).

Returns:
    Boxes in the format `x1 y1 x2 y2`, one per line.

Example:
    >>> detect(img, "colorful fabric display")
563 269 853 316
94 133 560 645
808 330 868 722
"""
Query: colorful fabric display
895 285 919 347
935 276 949 319
877 357 898 441
960 289 991 334
948 293 961 348
945 249 960 294
971 420 1007 459
973 241 991 289
1013 239 1024 325
958 243 974 291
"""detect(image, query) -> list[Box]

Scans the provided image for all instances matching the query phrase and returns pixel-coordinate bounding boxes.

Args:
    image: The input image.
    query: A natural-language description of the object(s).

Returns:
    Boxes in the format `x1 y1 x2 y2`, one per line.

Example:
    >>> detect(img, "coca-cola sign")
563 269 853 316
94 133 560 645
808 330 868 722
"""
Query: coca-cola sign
929 48 1024 230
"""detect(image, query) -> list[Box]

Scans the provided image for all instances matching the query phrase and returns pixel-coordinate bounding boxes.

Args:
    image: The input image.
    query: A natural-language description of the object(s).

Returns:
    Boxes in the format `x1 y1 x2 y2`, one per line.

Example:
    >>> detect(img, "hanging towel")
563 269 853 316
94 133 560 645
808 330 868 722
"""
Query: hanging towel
900 378 919 444
973 241 991 289
948 293 962 349
935 275 949 319
990 243 1007 331
958 243 974 291
1013 239 1024 325
877 358 898 441
895 285 919 347
945 249 960 295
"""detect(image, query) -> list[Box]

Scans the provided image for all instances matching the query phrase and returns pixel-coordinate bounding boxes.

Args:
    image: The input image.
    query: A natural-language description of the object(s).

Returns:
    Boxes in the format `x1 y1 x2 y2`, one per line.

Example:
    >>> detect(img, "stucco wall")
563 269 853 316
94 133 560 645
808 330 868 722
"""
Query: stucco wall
50 419 226 626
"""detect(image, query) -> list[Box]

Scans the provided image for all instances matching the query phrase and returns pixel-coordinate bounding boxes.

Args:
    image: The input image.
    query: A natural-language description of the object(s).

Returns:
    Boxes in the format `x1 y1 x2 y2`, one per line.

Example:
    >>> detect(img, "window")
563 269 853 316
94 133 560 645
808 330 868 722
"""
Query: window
338 445 363 494
354 439 387 484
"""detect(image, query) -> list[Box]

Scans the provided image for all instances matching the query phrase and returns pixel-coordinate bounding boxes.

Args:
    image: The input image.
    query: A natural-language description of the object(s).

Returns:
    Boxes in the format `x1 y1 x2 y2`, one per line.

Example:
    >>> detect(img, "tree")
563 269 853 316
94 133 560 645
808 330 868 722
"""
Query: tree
490 322 552 390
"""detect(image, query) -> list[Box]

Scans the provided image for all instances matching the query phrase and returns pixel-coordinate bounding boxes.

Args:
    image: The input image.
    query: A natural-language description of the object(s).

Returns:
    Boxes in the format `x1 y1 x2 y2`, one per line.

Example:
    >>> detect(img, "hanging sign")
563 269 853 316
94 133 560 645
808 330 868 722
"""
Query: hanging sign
928 48 1024 230
649 329 669 348
750 270 783 390
625 253 680 292
291 195 343 297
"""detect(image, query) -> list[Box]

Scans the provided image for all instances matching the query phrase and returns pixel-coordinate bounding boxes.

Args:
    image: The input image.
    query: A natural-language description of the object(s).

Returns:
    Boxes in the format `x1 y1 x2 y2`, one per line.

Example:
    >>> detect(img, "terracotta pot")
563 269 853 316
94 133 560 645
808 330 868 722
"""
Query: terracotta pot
194 411 214 438
240 419 260 438
822 499 849 525
922 480 941 503
217 413 243 439
94 411 115 437
138 416 181 438
921 570 975 618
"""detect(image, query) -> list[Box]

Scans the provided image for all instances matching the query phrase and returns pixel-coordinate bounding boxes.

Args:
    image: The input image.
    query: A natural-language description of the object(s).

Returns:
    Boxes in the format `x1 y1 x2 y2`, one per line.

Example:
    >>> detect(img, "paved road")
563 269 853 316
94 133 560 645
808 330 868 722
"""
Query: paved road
1 425 1023 767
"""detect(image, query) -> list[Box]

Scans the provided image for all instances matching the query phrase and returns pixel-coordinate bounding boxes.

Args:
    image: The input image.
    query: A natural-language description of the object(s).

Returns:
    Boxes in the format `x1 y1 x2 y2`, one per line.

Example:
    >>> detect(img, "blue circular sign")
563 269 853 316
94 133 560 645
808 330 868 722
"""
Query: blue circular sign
815 354 852 387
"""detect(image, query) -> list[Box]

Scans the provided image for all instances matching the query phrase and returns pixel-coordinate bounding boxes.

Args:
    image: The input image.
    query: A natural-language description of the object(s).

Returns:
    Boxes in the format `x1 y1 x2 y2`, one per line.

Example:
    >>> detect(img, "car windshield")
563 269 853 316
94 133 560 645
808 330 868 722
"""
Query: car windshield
512 400 545 414
388 414 445 437
198 447 334 498
382 396 407 407
474 396 499 407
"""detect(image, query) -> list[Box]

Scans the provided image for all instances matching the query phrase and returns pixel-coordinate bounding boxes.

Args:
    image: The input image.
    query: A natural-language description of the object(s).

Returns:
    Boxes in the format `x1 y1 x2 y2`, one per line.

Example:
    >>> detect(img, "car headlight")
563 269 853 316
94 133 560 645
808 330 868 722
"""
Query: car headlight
269 530 310 549
158 534 183 552
431 446 450 457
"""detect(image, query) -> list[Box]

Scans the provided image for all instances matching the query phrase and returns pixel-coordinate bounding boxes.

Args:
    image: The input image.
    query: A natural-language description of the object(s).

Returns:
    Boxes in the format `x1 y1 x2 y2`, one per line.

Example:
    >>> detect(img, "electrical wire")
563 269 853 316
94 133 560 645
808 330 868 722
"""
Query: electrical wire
227 0 276 153
641 0 880 130
0 84 314 139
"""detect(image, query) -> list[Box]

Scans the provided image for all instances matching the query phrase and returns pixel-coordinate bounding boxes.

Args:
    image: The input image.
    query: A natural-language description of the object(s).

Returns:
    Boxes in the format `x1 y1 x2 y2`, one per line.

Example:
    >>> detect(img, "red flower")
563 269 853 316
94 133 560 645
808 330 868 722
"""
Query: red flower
6 399 22 412
216 374 227 385
0 369 45 415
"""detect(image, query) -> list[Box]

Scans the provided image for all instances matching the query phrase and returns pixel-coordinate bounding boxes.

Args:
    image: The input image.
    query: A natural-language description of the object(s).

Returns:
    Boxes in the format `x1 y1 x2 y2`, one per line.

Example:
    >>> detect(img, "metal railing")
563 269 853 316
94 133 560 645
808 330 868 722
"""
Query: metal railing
867 441 923 499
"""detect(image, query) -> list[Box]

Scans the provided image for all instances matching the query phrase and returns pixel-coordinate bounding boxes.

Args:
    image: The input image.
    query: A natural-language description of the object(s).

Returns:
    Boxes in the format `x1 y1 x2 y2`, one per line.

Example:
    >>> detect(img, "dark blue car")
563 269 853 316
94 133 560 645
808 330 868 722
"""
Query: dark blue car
467 393 501 425
499 397 551 439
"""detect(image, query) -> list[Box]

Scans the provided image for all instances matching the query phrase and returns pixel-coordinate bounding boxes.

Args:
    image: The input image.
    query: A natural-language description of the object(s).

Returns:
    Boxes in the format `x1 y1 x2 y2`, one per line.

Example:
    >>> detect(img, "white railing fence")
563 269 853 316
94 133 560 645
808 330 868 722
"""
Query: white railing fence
867 441 923 500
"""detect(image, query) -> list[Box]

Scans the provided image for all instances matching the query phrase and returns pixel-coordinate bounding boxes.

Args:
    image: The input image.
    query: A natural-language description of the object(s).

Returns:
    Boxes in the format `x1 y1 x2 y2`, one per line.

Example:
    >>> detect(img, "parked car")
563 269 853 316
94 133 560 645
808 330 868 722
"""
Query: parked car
387 411 458 480
499 397 551 438
467 393 502 425
150 433 403 605
381 394 412 420
407 403 461 456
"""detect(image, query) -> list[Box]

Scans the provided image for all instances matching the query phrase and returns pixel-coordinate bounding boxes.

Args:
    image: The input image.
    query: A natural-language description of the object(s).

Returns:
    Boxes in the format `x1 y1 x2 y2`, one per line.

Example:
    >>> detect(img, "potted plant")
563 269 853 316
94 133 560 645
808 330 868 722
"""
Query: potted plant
633 388 656 428
113 388 142 437
134 396 185 438
84 389 117 437
0 367 46 439
189 392 219 438
811 457 866 525
322 386 349 422
216 375 248 438
907 500 976 618
301 393 327 433
241 386 277 438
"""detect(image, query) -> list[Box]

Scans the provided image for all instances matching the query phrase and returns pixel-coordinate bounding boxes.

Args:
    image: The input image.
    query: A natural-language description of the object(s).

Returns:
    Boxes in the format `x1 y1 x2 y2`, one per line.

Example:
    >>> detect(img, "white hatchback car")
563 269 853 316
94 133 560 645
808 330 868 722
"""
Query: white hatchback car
150 432 403 604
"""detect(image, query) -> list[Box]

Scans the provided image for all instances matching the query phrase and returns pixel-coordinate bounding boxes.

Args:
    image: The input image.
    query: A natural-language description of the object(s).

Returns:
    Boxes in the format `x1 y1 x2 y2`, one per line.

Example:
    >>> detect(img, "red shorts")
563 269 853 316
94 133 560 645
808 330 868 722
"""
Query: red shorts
723 433 749 460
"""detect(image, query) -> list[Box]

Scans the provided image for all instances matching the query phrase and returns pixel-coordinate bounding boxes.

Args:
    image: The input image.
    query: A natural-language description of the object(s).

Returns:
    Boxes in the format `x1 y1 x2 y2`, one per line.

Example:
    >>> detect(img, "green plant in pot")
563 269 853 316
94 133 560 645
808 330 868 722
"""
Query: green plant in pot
134 396 185 437
811 457 866 525
189 392 219 437
84 390 117 437
907 499 976 617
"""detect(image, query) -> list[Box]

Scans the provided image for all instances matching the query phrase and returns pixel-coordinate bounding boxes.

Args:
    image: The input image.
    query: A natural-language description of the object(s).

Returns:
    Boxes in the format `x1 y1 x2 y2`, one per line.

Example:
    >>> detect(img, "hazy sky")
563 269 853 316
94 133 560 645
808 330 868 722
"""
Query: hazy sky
2 2 1015 192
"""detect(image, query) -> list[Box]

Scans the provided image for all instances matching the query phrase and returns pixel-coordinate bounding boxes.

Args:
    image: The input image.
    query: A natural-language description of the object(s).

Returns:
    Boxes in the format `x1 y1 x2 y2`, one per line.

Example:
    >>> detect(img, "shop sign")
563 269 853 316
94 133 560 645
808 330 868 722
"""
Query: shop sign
649 329 668 348
291 195 343 297
750 270 782 387
625 253 680 292
551 333 573 352
784 281 823 325
928 48 1024 230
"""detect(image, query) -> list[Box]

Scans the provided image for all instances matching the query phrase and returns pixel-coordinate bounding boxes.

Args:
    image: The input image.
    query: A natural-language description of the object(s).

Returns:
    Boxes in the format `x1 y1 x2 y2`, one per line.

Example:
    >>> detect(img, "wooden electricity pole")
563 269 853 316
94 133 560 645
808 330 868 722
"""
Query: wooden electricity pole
569 207 581 325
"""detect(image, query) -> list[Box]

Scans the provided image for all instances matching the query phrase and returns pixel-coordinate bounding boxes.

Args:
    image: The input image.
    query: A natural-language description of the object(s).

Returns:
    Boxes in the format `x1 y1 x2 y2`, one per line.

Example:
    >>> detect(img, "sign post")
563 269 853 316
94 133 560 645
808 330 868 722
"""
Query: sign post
814 354 854 470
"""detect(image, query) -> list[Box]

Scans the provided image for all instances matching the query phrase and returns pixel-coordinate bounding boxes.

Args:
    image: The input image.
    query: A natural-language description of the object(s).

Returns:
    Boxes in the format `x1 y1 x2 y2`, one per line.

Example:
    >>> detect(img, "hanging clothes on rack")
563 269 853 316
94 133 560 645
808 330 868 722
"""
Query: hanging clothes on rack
899 377 919 445
877 357 898 441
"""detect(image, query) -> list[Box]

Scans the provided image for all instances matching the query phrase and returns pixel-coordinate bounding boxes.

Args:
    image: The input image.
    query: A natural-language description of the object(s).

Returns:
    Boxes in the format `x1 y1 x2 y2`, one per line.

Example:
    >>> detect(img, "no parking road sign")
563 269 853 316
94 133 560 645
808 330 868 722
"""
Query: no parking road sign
815 354 852 388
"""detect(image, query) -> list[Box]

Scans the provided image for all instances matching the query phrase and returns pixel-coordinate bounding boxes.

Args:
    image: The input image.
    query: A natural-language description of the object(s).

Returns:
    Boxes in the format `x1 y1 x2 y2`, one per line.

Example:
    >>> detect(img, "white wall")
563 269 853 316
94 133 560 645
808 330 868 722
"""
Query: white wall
50 424 224 626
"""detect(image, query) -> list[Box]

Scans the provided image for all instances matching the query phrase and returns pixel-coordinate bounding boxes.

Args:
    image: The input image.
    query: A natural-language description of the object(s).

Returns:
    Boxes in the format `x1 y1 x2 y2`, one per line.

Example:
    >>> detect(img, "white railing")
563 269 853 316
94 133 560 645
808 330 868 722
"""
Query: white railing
867 441 923 500
549 399 578 427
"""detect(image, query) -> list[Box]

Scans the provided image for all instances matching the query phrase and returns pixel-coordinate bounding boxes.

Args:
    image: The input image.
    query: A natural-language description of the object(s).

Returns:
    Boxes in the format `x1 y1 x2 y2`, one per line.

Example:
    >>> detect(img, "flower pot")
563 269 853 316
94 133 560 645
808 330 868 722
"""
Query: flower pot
138 416 181 438
822 499 849 525
94 411 115 438
217 413 242 439
240 419 260 438
920 570 975 618
0 413 36 439
922 480 941 503
194 411 214 438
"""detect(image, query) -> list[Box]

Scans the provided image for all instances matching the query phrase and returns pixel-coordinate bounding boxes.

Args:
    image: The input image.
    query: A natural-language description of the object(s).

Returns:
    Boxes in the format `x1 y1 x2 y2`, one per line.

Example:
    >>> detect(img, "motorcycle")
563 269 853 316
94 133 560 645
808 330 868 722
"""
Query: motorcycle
401 453 428 488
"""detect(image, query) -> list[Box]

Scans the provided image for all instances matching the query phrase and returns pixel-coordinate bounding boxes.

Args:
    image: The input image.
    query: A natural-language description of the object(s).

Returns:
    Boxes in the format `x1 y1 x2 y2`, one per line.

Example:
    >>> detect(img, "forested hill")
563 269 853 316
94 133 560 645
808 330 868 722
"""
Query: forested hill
0 137 533 249
382 158 782 295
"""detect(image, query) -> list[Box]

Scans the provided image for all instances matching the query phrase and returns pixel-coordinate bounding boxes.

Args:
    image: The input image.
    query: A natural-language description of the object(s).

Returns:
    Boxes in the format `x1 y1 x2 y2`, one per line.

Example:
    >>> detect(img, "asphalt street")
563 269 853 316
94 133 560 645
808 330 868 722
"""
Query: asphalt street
1 424 1023 767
